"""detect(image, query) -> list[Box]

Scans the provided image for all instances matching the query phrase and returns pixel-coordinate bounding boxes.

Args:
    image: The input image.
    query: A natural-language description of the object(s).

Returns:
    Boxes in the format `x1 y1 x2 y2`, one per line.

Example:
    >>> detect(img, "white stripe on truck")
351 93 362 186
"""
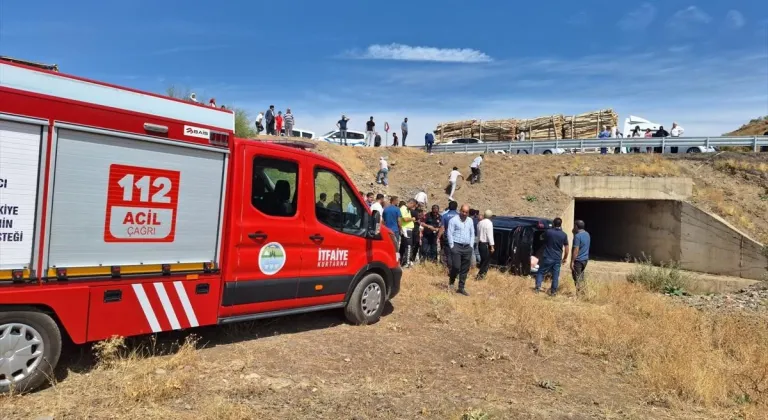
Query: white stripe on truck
173 281 199 327
132 284 161 333
154 282 181 330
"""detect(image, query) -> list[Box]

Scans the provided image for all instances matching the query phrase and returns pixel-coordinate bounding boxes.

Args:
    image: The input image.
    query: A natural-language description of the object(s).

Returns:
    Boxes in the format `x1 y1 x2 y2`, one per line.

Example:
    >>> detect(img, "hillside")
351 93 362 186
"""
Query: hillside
725 116 768 136
313 144 768 244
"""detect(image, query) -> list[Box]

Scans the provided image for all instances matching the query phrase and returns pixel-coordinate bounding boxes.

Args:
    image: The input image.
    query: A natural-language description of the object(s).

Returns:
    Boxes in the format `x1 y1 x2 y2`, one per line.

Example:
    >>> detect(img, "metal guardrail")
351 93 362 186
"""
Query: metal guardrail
431 136 768 154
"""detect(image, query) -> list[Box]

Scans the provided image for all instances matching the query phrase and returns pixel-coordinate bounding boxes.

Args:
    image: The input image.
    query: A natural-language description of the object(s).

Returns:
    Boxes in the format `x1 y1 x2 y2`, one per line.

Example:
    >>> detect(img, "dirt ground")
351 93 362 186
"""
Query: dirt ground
3 266 759 420
312 144 768 243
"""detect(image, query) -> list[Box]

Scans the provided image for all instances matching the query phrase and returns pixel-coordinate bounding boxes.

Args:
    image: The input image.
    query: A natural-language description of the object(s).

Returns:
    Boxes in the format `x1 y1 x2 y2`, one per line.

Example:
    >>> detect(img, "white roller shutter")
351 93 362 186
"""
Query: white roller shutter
0 120 42 270
46 127 226 269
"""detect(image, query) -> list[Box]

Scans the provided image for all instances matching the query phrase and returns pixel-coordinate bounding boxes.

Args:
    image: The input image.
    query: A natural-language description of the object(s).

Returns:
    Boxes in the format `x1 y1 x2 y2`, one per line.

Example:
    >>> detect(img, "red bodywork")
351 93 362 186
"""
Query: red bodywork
0 62 400 344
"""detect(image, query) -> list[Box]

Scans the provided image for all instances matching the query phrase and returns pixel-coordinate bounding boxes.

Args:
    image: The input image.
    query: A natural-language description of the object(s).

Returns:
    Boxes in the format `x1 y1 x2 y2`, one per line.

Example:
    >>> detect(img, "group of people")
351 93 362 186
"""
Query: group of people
368 192 495 296
255 105 296 137
335 115 410 147
598 122 685 154
531 218 591 296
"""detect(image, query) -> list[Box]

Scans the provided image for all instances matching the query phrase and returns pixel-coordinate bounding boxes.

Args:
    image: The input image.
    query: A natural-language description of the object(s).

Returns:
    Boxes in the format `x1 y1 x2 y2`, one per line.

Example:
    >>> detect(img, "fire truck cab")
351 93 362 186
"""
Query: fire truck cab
0 61 401 392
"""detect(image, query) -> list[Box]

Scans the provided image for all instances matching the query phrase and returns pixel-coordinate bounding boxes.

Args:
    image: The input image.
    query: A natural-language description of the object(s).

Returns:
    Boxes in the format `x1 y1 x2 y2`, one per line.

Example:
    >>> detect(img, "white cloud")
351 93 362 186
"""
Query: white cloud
670 6 712 25
726 10 745 29
347 43 493 63
618 3 657 31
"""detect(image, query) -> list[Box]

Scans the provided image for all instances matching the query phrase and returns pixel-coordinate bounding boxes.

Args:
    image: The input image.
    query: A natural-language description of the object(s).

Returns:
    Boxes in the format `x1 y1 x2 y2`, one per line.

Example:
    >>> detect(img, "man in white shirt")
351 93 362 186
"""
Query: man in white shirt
376 157 389 186
447 167 463 201
370 193 385 221
670 122 684 137
255 112 264 134
469 154 483 184
414 191 428 209
476 210 495 280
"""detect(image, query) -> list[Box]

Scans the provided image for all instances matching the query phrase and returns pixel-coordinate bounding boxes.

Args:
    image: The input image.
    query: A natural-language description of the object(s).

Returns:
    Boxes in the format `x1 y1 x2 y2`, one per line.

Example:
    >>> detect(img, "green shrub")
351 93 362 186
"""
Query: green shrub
627 258 690 294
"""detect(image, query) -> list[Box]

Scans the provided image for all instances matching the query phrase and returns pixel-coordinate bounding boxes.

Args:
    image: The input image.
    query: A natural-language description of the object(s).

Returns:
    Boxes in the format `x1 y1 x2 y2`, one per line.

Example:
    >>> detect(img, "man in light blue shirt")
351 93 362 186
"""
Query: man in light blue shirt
598 125 610 154
571 219 591 293
446 204 474 296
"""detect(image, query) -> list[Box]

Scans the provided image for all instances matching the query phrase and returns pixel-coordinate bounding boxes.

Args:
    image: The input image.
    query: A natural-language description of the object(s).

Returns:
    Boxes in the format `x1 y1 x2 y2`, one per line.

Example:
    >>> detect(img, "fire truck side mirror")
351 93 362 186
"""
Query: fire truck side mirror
366 210 381 239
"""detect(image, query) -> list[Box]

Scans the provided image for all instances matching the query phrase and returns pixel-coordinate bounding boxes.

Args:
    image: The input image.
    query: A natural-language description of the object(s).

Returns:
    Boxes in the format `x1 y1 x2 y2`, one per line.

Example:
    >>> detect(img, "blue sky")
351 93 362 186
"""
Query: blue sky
1 0 767 138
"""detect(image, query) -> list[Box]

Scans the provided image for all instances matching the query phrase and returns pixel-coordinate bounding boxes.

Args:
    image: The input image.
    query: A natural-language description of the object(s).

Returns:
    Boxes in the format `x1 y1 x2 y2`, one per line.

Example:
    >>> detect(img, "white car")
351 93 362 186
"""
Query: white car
315 130 367 147
442 137 564 155
281 128 315 139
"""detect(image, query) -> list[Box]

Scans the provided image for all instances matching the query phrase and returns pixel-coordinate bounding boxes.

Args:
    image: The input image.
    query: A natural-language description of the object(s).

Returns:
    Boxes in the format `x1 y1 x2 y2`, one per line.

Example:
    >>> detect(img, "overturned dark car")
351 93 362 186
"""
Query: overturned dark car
490 216 554 276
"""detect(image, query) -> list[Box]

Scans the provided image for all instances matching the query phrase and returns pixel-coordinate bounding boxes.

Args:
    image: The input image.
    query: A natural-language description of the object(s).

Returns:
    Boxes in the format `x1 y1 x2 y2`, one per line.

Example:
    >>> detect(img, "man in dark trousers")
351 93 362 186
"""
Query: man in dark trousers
401 117 409 146
571 219 591 293
265 105 276 135
421 205 441 262
476 209 494 280
425 131 435 153
437 200 459 268
534 217 569 296
446 204 475 296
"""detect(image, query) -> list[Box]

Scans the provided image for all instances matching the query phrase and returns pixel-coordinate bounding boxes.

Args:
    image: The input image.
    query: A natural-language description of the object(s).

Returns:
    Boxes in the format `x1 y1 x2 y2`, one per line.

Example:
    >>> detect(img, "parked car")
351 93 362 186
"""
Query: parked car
444 137 483 145
441 138 519 155
315 130 367 147
281 127 315 139
490 216 554 276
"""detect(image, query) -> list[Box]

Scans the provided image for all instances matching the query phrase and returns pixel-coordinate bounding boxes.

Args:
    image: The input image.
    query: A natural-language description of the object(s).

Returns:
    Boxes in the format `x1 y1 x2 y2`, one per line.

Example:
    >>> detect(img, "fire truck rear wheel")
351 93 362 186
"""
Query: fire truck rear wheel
0 310 62 393
345 273 386 325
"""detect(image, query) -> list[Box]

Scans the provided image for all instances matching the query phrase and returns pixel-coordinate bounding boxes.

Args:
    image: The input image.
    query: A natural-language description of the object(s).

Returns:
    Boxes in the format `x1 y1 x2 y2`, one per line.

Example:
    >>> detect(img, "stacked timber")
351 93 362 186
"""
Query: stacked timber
435 119 517 141
562 109 619 139
517 115 564 140
434 108 619 141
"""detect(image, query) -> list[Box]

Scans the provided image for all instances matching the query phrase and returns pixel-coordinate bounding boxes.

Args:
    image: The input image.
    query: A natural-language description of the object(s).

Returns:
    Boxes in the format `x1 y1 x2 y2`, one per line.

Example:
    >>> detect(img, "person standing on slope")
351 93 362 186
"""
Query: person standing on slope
401 117 409 146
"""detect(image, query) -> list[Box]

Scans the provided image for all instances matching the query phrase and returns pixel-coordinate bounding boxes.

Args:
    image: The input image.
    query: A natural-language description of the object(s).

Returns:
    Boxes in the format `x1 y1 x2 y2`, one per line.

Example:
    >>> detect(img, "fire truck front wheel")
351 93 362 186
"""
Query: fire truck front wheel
0 310 62 393
345 273 386 325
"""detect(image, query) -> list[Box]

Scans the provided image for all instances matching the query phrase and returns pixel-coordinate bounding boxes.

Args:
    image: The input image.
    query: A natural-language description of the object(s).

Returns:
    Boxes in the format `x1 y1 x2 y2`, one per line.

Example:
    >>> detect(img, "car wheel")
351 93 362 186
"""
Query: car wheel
0 310 62 393
516 150 529 155
543 150 552 155
344 273 386 325
686 147 701 153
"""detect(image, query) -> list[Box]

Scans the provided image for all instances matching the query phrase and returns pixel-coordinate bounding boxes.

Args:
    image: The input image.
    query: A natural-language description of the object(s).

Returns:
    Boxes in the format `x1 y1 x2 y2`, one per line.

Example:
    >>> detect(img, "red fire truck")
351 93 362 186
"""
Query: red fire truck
0 61 401 392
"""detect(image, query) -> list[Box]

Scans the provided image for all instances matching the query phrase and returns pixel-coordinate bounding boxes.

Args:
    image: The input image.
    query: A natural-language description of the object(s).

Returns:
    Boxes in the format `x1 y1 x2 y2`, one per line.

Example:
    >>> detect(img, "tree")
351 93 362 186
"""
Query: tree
234 108 255 138
164 85 255 138
165 85 192 100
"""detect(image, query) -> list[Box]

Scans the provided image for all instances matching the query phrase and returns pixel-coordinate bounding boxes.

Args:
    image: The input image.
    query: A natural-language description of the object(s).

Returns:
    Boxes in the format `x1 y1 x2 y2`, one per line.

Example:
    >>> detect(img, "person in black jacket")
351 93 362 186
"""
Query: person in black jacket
652 126 669 153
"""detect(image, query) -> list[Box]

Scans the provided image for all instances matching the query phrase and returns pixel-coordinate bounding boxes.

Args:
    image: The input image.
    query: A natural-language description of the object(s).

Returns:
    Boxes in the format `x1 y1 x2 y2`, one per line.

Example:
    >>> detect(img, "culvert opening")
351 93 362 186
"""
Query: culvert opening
574 199 681 263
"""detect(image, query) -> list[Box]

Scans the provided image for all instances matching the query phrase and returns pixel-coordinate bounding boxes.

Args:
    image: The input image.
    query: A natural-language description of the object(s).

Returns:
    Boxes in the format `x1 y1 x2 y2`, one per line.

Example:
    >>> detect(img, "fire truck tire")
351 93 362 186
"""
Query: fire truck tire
0 310 62 393
344 273 386 325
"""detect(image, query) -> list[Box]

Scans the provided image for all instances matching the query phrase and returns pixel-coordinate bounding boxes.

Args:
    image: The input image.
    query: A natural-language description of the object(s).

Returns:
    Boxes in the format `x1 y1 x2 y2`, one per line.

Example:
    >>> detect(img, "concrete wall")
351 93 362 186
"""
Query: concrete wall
680 203 767 280
560 199 575 259
558 176 693 200
576 200 681 264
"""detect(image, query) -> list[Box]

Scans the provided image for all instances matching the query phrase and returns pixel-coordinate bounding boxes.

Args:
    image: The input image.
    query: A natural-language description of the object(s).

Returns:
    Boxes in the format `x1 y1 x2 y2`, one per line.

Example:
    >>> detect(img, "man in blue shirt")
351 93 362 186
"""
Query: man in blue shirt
424 131 435 154
438 201 458 267
382 196 402 250
598 125 611 155
446 204 475 296
571 219 591 293
337 114 350 146
535 217 569 296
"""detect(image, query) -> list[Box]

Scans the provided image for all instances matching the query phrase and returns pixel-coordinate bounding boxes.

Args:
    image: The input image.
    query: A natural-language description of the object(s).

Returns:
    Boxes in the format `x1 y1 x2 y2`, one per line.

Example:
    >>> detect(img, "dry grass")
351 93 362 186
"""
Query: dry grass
628 155 682 177
2 263 766 418
714 159 768 176
406 264 768 407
